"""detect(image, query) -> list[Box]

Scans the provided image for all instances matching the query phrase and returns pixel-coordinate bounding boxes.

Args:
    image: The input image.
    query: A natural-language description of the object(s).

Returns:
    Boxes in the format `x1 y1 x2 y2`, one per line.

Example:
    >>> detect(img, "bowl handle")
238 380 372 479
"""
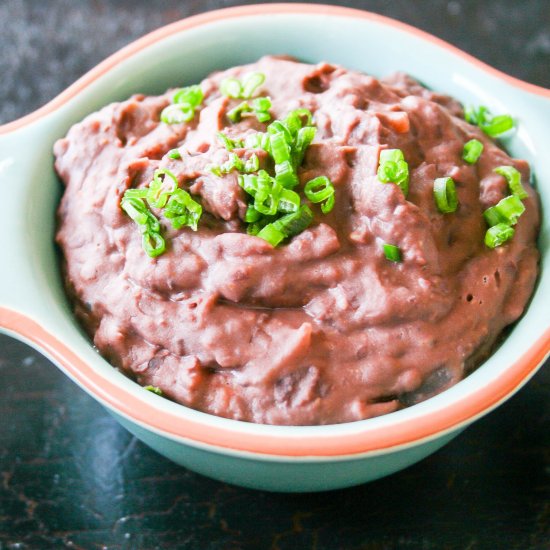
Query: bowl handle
0 119 61 332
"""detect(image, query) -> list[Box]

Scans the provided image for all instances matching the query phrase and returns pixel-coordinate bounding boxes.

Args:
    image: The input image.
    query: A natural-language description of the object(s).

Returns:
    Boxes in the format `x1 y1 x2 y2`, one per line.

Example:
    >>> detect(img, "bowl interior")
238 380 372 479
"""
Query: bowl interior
7 9 549 440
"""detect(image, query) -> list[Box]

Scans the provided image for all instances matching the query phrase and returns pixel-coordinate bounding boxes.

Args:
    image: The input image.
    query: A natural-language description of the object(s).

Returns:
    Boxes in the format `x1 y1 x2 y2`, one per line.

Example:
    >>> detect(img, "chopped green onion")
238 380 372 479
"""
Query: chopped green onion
227 101 252 122
160 103 196 124
270 132 291 164
383 243 401 262
433 177 458 214
294 126 316 165
256 223 286 247
256 205 314 245
274 205 314 237
485 223 515 248
217 132 244 151
494 166 528 199
242 72 266 98
142 230 166 257
167 148 181 160
464 105 515 137
462 139 483 164
244 153 259 173
483 195 525 227
304 176 335 203
144 385 163 395
220 78 242 99
232 107 324 245
244 205 262 223
278 188 301 213
254 180 282 216
321 193 335 214
164 189 202 231
268 120 293 142
377 149 409 196
121 197 150 226
227 97 271 123
147 169 179 209
122 188 149 200
275 160 299 189
221 73 265 99
173 85 203 108
161 85 203 125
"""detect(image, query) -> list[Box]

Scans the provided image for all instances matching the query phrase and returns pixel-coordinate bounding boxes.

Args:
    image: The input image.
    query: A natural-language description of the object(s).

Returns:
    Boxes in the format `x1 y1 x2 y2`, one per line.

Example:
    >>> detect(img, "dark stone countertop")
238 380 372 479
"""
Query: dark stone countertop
0 1 548 549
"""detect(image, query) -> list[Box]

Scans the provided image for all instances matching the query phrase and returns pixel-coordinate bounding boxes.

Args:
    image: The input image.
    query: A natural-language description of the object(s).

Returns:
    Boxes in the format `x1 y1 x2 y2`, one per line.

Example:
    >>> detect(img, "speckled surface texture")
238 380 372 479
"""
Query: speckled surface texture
0 1 549 549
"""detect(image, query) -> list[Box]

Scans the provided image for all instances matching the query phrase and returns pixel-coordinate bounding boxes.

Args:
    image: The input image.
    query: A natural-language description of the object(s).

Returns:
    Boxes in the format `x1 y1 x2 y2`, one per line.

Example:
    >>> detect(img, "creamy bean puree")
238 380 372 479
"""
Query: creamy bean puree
55 56 540 425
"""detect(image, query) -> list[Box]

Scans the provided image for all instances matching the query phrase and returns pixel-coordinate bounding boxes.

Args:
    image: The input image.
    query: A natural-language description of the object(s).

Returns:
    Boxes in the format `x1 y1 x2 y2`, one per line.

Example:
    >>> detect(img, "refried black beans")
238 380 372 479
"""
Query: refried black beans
54 56 540 425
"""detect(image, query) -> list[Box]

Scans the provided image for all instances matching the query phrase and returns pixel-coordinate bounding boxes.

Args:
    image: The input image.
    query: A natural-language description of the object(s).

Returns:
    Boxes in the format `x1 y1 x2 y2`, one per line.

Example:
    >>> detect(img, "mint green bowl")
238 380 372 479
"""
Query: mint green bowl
0 4 548 492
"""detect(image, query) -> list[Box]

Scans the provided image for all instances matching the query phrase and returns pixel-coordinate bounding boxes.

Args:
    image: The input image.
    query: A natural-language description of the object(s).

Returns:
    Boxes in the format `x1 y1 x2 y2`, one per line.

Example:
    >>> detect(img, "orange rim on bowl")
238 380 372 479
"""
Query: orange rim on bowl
1 4 549 457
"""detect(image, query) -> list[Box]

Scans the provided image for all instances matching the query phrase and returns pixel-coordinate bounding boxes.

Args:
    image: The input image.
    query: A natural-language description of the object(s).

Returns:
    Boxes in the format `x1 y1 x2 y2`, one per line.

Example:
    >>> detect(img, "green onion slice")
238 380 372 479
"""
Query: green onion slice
278 188 301 213
494 166 528 199
144 385 163 395
122 188 149 200
485 223 515 248
142 230 166 258
483 194 525 227
464 105 515 137
270 132 291 164
164 189 202 231
433 177 458 213
275 160 299 189
147 169 179 209
244 205 262 223
462 139 484 164
383 243 402 262
160 103 196 124
173 85 203 108
221 73 265 99
227 101 252 122
377 149 409 196
217 132 244 151
304 176 335 203
121 197 150 226
256 223 286 247
220 78 243 99
256 205 314 246
254 180 282 216
244 153 259 173
242 72 266 99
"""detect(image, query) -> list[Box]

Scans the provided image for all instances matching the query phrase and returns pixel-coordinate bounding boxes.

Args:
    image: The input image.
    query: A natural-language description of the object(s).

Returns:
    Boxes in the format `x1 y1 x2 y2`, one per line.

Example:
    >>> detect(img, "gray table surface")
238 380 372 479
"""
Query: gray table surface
0 1 549 549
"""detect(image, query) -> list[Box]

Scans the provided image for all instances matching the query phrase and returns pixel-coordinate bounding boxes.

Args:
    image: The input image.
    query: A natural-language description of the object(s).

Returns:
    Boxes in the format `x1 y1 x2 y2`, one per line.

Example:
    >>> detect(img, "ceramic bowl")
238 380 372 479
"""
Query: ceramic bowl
0 4 548 492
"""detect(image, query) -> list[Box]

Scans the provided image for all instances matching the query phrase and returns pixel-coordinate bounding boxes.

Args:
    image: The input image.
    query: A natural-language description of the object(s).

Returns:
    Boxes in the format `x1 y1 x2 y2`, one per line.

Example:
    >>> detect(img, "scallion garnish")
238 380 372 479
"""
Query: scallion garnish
121 168 203 257
227 98 272 123
147 169 179 209
164 189 202 231
383 243 402 262
217 132 244 151
494 166 528 199
220 72 266 99
142 230 166 257
483 195 525 227
462 139 484 164
144 385 163 395
256 205 314 246
433 177 458 213
304 176 336 213
485 223 515 248
168 148 181 159
160 85 204 125
464 105 515 137
377 149 409 196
